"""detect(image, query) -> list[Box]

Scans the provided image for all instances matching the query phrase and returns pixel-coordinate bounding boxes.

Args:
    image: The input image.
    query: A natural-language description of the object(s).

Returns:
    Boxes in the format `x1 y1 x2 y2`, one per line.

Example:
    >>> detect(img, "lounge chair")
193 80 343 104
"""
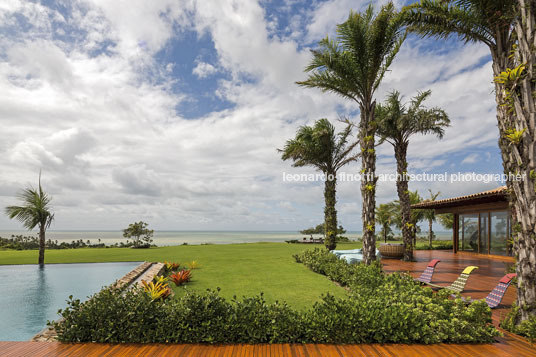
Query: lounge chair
453 273 516 308
424 266 479 293
414 259 441 284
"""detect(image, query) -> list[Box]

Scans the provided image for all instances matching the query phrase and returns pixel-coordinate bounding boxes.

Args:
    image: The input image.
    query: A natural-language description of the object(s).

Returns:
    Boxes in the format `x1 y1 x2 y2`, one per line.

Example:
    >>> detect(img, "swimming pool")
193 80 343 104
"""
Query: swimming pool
0 261 140 341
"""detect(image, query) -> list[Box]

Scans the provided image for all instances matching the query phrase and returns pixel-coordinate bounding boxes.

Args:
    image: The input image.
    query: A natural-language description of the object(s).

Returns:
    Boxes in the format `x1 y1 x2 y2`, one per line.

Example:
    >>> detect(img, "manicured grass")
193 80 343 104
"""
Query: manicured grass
0 242 360 310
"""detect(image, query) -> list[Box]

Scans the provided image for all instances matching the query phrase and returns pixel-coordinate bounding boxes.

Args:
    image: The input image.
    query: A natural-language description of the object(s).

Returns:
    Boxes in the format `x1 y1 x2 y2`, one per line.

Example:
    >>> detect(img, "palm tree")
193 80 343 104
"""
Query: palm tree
376 90 449 261
280 119 359 250
376 203 396 243
393 190 426 248
297 2 406 263
5 174 54 265
403 0 536 323
421 189 441 248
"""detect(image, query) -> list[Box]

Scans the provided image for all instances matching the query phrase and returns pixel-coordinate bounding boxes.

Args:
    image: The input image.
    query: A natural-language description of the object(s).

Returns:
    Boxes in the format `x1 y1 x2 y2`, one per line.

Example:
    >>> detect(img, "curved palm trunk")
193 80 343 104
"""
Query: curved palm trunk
359 105 377 264
394 142 413 261
428 218 433 249
38 226 45 265
324 173 338 250
506 1 536 323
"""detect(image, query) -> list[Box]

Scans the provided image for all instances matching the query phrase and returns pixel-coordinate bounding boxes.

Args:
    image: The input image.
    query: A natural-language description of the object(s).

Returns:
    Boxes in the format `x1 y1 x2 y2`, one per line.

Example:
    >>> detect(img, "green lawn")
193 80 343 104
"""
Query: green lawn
0 242 361 310
0 240 452 309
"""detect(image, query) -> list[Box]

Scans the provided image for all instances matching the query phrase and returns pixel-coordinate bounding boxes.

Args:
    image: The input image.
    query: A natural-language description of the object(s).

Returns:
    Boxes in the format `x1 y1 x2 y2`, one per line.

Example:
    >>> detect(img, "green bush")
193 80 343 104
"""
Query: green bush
500 304 536 342
52 248 499 344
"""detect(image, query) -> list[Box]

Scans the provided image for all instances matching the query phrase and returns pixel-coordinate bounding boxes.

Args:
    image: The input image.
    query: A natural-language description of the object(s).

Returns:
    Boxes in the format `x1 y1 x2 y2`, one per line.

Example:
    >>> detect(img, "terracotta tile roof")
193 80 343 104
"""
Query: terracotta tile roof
411 186 508 209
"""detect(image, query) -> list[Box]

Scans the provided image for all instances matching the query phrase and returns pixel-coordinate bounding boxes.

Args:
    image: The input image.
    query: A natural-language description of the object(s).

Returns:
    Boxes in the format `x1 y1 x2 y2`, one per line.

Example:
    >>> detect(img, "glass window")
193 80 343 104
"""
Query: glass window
479 213 489 254
491 211 510 256
459 214 479 252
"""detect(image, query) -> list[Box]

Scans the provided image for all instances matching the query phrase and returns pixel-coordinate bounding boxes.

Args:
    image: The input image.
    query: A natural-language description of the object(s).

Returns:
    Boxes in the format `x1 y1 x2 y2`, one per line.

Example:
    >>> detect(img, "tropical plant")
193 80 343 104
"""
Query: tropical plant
141 280 171 301
297 2 406 263
5 174 54 265
188 261 199 270
437 213 454 230
280 119 359 250
376 203 396 243
421 190 441 248
375 90 449 260
403 0 536 323
169 269 192 286
164 261 181 273
123 221 154 248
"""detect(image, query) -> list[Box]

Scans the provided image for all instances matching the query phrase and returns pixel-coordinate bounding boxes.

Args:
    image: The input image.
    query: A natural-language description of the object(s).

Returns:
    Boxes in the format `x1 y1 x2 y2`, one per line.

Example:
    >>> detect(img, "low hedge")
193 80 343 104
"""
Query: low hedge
500 304 536 342
51 249 499 344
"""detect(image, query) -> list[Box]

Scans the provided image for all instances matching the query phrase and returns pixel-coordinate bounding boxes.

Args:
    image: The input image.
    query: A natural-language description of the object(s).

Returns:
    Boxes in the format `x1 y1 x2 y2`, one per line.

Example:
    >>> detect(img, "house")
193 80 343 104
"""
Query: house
411 186 512 257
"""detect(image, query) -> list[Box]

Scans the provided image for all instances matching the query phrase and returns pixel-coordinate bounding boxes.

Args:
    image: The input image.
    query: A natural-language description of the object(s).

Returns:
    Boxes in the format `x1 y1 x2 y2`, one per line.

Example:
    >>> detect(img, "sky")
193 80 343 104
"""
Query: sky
0 0 505 232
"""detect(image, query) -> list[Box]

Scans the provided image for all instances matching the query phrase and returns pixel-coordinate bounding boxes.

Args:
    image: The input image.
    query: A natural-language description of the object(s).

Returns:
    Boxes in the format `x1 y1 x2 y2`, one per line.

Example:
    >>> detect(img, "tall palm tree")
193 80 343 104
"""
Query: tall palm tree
422 189 441 248
297 2 406 263
280 119 359 250
5 174 54 265
403 0 536 323
376 90 449 261
376 203 396 243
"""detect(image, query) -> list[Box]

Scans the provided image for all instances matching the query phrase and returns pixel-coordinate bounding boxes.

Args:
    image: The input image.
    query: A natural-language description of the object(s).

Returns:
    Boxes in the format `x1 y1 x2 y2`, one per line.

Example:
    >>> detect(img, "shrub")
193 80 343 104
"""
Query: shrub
501 304 536 342
52 249 499 344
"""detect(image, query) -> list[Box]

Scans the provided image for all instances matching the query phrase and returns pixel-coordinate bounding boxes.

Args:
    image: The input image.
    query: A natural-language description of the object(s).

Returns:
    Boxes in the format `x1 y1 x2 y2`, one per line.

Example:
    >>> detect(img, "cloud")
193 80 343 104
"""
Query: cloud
192 61 217 78
461 153 480 164
0 0 506 231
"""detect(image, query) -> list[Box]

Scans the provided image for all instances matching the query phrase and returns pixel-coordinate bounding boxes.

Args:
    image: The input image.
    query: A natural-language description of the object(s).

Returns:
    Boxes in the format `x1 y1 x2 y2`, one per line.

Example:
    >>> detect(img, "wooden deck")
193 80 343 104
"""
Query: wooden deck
1 250 535 356
381 250 516 325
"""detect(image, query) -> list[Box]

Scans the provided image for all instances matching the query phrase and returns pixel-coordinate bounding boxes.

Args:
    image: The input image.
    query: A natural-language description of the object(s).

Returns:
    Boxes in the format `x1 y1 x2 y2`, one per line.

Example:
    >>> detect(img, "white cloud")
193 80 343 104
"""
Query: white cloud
192 61 217 78
0 0 506 232
461 153 480 164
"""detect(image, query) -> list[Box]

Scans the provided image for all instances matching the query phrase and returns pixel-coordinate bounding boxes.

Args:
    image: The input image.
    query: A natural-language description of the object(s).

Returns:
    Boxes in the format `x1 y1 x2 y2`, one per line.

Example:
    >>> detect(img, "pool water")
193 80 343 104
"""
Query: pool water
0 262 140 341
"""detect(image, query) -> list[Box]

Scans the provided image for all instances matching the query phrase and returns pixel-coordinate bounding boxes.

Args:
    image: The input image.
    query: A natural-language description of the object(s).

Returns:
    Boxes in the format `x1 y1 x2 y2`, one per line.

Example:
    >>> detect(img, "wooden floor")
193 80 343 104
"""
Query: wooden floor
381 250 517 325
1 250 535 357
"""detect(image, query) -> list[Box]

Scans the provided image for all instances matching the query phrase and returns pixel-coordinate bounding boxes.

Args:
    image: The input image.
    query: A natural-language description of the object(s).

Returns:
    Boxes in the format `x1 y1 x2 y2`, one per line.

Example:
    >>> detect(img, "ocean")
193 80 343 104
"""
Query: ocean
0 230 452 246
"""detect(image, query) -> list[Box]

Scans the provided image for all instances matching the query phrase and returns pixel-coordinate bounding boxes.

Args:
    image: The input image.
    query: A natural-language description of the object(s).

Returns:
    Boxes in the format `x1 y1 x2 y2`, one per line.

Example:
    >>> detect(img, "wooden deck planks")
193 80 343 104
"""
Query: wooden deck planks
0 339 534 356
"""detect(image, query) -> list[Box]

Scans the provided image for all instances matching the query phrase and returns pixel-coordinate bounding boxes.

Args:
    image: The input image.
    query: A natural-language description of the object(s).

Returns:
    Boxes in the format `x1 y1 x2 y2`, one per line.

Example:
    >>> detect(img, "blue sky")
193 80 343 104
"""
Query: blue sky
0 0 504 231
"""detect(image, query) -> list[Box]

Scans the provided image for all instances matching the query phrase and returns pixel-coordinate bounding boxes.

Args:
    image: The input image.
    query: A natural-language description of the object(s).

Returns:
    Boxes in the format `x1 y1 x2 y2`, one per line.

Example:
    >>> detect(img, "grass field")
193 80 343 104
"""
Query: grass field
0 240 451 309
0 242 364 310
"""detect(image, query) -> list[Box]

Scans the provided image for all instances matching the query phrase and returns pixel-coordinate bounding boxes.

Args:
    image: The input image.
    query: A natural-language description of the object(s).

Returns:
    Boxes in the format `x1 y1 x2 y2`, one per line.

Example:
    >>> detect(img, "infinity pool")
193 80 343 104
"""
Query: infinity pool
0 262 140 341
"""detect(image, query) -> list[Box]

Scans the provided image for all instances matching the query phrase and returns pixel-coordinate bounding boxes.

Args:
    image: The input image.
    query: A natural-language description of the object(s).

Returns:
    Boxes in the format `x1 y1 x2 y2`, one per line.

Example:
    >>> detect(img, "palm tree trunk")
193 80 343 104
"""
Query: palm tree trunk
428 218 433 249
38 226 45 265
395 142 413 261
383 226 387 243
359 104 377 264
324 173 338 250
507 0 536 323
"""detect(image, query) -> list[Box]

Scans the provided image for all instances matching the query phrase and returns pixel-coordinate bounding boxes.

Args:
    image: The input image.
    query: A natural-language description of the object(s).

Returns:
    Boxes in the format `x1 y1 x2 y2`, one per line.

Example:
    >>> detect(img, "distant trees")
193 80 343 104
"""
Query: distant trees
5 174 54 265
281 119 359 250
123 221 154 248
421 190 441 248
300 224 347 238
376 203 396 243
437 213 454 231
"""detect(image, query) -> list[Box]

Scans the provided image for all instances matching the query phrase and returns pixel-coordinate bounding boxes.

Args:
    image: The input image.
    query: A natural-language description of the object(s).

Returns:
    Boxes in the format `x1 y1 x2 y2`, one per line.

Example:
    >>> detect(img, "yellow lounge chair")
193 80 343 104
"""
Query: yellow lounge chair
424 266 479 293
